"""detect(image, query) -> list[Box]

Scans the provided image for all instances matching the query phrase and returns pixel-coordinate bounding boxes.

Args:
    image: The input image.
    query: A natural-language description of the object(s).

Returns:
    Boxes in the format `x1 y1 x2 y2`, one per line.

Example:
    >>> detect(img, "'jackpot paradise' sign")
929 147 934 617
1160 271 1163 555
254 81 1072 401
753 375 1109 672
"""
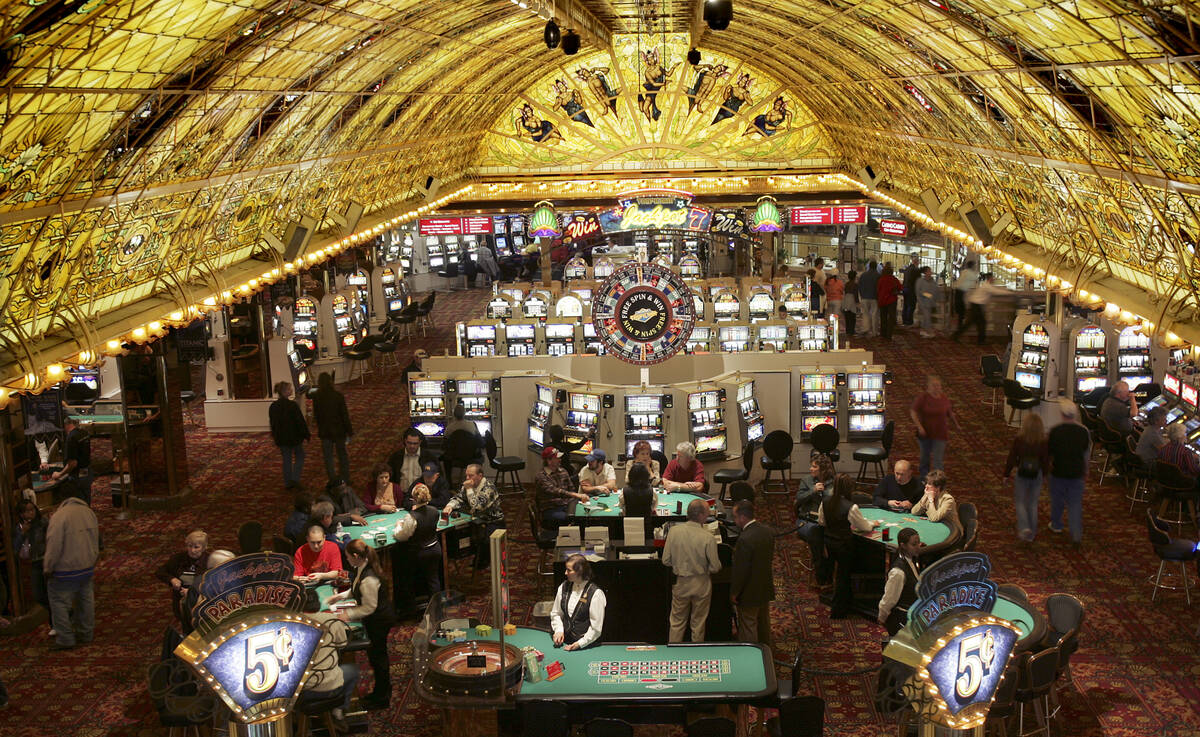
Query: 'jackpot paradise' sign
598 190 712 233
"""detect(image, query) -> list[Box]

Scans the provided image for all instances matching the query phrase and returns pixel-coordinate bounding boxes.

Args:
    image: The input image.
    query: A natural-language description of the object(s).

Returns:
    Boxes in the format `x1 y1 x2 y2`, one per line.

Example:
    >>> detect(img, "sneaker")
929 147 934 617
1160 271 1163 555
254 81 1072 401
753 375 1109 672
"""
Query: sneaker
48 629 57 638
1048 523 1065 534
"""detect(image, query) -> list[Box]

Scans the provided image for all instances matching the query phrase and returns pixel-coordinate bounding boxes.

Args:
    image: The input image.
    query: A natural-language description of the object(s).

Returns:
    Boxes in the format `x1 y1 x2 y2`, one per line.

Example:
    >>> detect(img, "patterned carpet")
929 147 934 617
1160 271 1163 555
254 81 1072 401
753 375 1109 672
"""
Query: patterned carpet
4 290 1199 737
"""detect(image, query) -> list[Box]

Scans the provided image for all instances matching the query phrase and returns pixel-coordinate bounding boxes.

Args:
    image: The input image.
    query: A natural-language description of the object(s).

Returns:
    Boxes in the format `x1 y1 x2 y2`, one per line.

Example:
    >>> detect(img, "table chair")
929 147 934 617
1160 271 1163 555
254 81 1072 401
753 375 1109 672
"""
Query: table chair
522 700 569 737
293 689 346 737
1145 509 1196 603
985 660 1022 737
853 420 894 484
525 502 556 583
437 262 465 290
146 659 216 737
686 717 736 737
729 480 756 505
584 717 633 737
760 430 794 495
767 695 824 737
1015 646 1060 737
392 303 420 342
1093 420 1129 483
809 423 840 463
486 430 526 496
237 521 263 554
1043 593 1085 712
714 440 754 502
442 429 485 487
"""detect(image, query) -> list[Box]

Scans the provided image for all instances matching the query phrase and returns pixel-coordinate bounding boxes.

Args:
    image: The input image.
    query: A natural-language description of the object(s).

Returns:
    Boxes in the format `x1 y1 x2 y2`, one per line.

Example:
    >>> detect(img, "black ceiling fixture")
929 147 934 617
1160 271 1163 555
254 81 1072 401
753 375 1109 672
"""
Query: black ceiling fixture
544 20 560 49
687 48 701 65
705 0 733 30
562 30 581 55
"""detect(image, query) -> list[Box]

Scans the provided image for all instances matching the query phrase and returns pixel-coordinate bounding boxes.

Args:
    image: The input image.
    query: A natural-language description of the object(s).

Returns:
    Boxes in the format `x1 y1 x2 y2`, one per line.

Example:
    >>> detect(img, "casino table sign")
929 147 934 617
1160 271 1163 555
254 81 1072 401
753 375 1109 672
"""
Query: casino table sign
591 262 697 365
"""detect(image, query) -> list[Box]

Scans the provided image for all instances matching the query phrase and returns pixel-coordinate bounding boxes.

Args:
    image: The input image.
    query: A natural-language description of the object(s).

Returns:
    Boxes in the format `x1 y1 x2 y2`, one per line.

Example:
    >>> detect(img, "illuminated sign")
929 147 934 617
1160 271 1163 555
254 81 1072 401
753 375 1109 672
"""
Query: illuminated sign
461 217 493 235
919 615 1020 728
712 209 746 235
197 552 294 601
529 201 561 238
620 203 687 229
1183 383 1198 408
832 206 867 224
908 552 998 636
192 580 306 634
751 196 783 233
594 190 712 233
1164 373 1180 396
418 218 464 236
790 207 833 226
880 219 909 237
563 213 602 239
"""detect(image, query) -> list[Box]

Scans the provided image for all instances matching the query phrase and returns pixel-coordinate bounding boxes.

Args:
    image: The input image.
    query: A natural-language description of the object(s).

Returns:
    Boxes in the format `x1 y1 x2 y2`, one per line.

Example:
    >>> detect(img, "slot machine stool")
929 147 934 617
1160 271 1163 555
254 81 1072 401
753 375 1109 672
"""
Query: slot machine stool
345 348 374 385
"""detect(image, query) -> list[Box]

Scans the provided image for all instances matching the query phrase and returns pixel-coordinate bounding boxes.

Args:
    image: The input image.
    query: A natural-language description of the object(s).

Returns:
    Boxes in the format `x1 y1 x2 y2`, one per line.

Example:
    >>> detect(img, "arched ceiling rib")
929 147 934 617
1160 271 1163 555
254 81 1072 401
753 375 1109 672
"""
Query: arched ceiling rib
0 0 1198 384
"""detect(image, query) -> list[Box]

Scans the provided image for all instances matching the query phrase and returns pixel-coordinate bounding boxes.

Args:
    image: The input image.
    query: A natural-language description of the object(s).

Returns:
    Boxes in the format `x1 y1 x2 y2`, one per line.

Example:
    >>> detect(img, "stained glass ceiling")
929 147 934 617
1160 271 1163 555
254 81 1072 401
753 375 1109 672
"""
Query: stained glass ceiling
1 0 1199 387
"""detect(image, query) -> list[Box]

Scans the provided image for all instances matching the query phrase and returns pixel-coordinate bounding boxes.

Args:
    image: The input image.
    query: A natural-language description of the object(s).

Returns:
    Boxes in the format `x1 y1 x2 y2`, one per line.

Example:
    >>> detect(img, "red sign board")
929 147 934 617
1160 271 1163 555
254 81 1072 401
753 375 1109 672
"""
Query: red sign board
880 219 909 237
418 218 464 236
790 207 832 225
832 206 867 224
461 217 493 235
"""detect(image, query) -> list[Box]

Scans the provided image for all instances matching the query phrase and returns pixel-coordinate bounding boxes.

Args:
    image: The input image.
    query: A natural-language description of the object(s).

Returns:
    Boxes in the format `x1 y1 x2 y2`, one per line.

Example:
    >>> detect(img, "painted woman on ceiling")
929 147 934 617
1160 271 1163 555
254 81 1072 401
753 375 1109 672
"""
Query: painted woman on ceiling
515 103 563 144
712 73 754 126
685 63 730 116
552 79 594 127
745 96 792 137
575 66 620 118
638 48 678 124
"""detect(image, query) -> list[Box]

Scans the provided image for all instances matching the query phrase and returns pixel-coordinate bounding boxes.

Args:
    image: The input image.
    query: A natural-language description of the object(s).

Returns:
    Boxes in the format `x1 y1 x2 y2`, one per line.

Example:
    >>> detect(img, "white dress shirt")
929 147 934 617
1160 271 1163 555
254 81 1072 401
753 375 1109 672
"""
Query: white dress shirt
817 502 877 532
878 555 921 622
398 451 423 493
550 580 607 649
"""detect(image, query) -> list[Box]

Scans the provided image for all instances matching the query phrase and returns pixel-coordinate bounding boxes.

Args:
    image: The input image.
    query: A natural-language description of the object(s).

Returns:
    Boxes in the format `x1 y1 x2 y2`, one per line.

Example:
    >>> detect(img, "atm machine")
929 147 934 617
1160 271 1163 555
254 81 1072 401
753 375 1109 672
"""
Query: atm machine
799 372 839 439
687 387 727 460
846 368 888 440
734 380 765 447
459 321 500 357
449 378 500 437
1069 324 1110 399
409 377 448 446
624 392 670 457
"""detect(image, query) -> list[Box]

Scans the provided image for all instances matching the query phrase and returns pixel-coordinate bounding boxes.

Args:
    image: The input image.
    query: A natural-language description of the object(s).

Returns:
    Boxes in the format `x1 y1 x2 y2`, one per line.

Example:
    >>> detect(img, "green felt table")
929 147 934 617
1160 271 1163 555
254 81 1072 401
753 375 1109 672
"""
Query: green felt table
857 507 956 549
990 595 1046 648
436 627 774 702
349 509 473 549
569 491 721 519
67 414 125 426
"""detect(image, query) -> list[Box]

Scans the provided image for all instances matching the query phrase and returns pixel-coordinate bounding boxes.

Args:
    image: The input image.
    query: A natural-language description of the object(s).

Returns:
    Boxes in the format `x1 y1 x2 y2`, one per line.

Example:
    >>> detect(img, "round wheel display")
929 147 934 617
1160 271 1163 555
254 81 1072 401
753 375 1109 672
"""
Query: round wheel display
591 262 696 365
425 641 525 696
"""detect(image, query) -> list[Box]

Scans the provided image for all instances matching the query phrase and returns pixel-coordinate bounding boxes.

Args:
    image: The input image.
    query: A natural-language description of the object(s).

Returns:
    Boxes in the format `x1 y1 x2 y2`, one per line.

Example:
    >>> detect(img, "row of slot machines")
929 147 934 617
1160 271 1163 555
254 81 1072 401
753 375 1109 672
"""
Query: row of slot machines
455 319 839 358
563 253 705 281
290 293 368 359
1010 313 1174 399
1137 371 1200 458
408 377 503 446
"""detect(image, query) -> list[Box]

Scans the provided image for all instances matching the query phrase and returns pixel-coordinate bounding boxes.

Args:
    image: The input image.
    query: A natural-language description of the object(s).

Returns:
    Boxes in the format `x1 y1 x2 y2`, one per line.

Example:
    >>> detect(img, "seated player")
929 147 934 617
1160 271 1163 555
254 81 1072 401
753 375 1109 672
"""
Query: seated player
873 459 921 511
155 530 210 624
294 524 344 583
618 461 659 520
415 461 452 509
550 553 607 651
363 462 403 514
444 403 483 447
878 527 921 636
535 448 588 529
911 470 956 522
663 441 707 494
628 440 662 487
1158 422 1200 477
284 488 314 544
578 449 617 495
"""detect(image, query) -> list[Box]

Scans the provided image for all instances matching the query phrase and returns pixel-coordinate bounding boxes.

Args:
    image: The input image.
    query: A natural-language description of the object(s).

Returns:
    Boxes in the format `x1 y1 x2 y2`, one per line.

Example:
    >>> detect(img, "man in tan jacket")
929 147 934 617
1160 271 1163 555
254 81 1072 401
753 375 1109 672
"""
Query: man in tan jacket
44 485 99 649
661 499 722 642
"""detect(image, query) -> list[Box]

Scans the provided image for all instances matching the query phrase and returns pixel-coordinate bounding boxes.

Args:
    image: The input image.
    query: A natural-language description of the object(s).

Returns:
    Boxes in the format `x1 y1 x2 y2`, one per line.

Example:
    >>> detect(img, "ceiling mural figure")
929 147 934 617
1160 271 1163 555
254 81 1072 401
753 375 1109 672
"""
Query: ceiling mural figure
552 79 595 128
685 63 731 116
637 48 679 124
575 66 621 118
515 103 564 144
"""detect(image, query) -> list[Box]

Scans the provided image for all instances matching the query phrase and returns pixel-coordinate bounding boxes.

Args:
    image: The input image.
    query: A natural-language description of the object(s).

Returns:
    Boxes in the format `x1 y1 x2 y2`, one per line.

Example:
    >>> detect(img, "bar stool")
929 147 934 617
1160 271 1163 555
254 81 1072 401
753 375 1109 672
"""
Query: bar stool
759 430 793 495
1124 436 1153 512
980 355 1006 415
485 430 526 496
1003 379 1039 427
853 420 894 484
344 347 373 385
1153 460 1200 534
714 441 754 502
1145 509 1196 603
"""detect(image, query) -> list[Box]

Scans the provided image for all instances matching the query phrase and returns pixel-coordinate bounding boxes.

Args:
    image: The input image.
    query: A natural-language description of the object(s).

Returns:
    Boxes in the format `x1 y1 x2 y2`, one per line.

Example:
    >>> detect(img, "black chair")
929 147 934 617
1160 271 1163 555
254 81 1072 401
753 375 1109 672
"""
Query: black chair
373 334 399 375
714 441 755 502
1093 420 1129 482
485 430 526 496
958 501 978 529
809 423 840 463
760 430 794 495
980 355 1006 415
1145 509 1196 603
237 521 263 554
959 517 978 552
443 429 485 487
293 688 346 737
985 660 1022 737
997 583 1030 605
767 695 824 737
416 291 437 335
1133 382 1162 404
584 717 633 737
651 449 671 477
272 534 295 555
526 502 557 582
729 480 756 505
1152 460 1200 534
437 262 464 290
686 716 736 737
522 699 569 737
1125 435 1154 512
1077 385 1109 411
1043 593 1085 703
146 659 216 737
773 648 805 703
1002 379 1040 426
852 420 894 484
179 390 201 427
1015 647 1060 737
344 346 374 385
392 302 420 342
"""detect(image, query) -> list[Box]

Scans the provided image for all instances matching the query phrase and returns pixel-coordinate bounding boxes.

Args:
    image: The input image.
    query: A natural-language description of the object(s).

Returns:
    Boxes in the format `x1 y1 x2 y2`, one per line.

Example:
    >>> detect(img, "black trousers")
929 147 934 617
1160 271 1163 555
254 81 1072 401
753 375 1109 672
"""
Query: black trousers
824 538 856 617
364 621 392 700
953 304 986 343
880 303 897 339
842 308 857 336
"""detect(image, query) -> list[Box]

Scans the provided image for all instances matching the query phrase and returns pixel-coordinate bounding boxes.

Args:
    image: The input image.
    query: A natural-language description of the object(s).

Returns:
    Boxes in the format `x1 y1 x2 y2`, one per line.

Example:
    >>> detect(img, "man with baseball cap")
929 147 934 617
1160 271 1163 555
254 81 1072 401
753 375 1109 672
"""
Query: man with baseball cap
419 461 451 509
578 448 617 496
402 348 428 385
535 447 588 530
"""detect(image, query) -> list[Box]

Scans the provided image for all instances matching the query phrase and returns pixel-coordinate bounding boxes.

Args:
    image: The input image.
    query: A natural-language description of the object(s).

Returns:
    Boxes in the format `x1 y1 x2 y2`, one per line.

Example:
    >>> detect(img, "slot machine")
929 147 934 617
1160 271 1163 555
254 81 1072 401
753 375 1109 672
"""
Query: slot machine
624 392 669 457
379 268 398 302
511 233 526 254
522 290 551 320
734 380 765 447
409 378 448 445
504 321 538 356
779 281 810 319
493 215 512 257
528 383 553 451
486 294 516 321
327 294 357 353
654 235 675 263
846 369 889 440
400 232 414 274
795 321 831 351
459 321 499 357
377 230 402 264
348 269 371 320
426 237 445 270
544 322 578 356
292 296 319 360
746 286 775 323
385 294 407 320
451 378 500 438
564 257 589 280
582 322 607 355
593 257 615 279
564 391 600 456
800 372 839 439
464 235 479 262
1117 326 1156 391
445 235 461 265
718 324 751 352
679 255 702 278
1069 324 1110 399
687 283 706 321
687 388 727 460
1009 313 1062 398
555 293 585 320
712 289 741 322
687 324 714 353
756 322 789 352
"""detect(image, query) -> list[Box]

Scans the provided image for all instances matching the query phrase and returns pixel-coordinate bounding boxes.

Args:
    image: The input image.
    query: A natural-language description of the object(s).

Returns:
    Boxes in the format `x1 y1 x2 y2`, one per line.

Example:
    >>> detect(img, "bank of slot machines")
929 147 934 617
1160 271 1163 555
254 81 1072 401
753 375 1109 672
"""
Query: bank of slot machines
800 373 839 439
426 237 445 269
847 370 887 440
486 295 514 320
756 323 789 351
523 292 550 319
718 325 751 352
712 290 741 322
528 383 553 450
410 379 447 444
505 322 537 356
460 322 498 357
293 297 319 356
554 294 585 319
688 388 727 459
564 391 600 456
451 379 497 437
582 322 606 355
624 393 668 456
348 270 370 320
545 322 576 356
331 295 358 350
795 321 834 351
1016 324 1050 393
564 257 588 280
1071 325 1109 398
1117 327 1153 390
747 289 775 322
680 255 701 278
735 381 764 445
687 325 713 353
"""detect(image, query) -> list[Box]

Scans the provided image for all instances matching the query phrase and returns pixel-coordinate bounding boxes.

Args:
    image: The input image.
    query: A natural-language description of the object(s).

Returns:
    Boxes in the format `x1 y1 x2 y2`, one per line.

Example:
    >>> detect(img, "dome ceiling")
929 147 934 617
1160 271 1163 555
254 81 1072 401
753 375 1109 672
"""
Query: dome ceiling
0 0 1198 382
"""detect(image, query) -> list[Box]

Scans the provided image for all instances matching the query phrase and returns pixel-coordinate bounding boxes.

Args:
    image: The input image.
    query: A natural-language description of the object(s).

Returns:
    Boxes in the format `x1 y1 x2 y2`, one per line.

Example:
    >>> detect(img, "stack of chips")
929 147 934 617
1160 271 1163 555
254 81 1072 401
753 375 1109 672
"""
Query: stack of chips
475 624 493 637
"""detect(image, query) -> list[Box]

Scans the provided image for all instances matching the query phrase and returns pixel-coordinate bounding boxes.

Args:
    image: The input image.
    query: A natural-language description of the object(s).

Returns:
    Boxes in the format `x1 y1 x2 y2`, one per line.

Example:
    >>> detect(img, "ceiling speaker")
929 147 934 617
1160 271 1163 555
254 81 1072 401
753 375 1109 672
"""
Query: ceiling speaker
706 0 732 30
562 31 581 55
544 20 560 49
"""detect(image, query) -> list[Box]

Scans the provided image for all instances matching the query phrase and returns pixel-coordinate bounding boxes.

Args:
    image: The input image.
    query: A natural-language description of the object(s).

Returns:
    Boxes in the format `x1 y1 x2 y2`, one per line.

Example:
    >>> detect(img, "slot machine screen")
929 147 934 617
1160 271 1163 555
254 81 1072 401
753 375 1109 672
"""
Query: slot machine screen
1139 395 1166 420
1077 376 1108 393
566 410 594 428
531 401 550 423
737 382 755 402
537 384 553 404
1186 418 1200 440
1166 407 1186 424
415 421 445 438
546 323 574 338
473 419 492 436
1015 371 1043 390
1164 373 1181 397
69 373 99 390
803 415 838 432
507 324 536 339
466 325 496 341
569 393 600 412
295 370 308 387
528 423 544 448
695 434 727 455
689 391 720 410
1182 383 1198 408
411 380 445 396
625 395 663 412
849 414 885 434
524 298 548 317
457 380 490 395
747 421 765 442
1126 375 1153 391
388 298 405 312
626 438 665 457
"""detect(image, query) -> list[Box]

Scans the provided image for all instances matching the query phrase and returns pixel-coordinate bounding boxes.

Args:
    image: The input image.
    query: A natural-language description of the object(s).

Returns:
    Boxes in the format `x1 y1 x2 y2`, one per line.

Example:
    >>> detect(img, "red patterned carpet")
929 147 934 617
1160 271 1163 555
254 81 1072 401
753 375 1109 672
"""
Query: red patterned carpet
4 290 1199 737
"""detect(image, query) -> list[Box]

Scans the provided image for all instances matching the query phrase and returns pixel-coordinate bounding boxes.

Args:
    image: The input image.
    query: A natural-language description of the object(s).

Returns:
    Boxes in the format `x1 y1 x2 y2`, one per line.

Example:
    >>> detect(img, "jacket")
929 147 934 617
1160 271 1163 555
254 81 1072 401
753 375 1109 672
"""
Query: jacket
731 520 775 607
311 387 353 441
44 497 99 579
877 275 902 307
14 516 48 561
269 397 310 447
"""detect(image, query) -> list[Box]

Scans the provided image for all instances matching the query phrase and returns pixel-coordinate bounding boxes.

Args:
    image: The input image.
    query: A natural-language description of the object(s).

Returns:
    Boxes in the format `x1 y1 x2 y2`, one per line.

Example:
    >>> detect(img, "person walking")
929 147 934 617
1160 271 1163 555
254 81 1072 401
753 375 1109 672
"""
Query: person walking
662 499 722 642
1003 414 1049 543
952 273 1006 344
876 264 902 340
911 376 959 477
51 417 92 505
842 270 859 336
915 267 938 337
858 260 879 336
269 381 310 488
1046 399 1091 547
901 253 922 326
730 500 775 646
44 483 99 649
952 259 979 329
311 372 353 486
824 272 844 324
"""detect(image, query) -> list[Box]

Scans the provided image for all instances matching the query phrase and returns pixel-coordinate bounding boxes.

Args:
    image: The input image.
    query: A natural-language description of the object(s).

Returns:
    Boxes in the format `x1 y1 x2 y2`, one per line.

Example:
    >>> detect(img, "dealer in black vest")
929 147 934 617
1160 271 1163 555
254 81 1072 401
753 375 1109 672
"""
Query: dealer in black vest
550 553 607 651
877 527 922 636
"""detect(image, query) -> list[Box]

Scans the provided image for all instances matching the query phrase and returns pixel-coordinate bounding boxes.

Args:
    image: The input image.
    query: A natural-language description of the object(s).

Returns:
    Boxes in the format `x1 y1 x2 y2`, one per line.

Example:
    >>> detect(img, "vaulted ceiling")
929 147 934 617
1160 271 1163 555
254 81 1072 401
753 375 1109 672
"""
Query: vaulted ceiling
1 0 1199 385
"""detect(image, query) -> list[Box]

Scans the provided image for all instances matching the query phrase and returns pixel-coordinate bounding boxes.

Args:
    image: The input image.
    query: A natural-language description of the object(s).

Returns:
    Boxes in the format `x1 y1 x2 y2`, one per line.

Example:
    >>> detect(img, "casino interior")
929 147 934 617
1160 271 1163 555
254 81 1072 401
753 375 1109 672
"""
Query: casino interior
1 0 1200 735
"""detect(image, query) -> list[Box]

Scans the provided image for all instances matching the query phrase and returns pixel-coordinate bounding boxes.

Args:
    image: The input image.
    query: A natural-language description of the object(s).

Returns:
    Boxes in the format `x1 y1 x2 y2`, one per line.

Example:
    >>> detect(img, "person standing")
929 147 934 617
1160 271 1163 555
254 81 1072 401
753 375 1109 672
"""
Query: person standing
858 260 880 336
393 483 442 607
51 417 91 505
877 528 921 636
911 376 959 477
330 540 396 710
952 259 979 329
819 474 878 618
876 265 902 340
1047 399 1091 547
14 500 49 615
535 447 588 529
1003 414 1049 543
915 267 938 337
952 273 1006 344
311 372 353 486
662 499 723 642
43 484 99 649
842 270 859 336
824 272 844 323
901 253 922 326
730 500 775 646
269 381 309 488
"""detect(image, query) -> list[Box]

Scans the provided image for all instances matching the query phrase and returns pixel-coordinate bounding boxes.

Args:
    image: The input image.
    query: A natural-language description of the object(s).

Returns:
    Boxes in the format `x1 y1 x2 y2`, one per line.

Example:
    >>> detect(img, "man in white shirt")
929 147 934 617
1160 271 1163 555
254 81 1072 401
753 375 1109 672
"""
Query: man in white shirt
551 554 607 651
388 429 435 495
952 273 1007 344
952 260 979 329
662 499 723 642
878 528 922 636
578 449 617 495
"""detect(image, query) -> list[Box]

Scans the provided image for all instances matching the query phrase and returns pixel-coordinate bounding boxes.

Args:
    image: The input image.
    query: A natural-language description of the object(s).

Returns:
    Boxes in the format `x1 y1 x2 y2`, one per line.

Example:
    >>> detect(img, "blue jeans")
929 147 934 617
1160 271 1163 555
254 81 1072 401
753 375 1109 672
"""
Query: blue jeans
1012 473 1042 540
1049 476 1085 542
541 506 569 530
47 574 94 646
321 438 350 485
917 437 946 477
280 444 305 485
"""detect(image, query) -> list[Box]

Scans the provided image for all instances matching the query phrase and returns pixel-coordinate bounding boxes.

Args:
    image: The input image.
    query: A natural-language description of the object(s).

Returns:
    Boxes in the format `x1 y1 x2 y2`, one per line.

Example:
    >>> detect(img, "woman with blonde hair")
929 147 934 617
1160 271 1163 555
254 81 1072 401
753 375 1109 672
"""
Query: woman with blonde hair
1004 413 1049 542
392 483 442 616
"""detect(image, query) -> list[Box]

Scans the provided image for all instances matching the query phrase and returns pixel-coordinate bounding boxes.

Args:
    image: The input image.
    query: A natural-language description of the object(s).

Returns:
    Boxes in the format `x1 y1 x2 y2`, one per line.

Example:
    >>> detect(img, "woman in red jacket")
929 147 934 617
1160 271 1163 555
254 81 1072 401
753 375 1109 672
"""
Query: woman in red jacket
876 265 902 340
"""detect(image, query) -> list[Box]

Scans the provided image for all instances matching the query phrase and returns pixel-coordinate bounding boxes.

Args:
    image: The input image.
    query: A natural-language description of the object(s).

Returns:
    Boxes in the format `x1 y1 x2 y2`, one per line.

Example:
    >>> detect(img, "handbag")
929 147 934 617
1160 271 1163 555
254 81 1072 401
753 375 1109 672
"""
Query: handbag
1017 455 1041 479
